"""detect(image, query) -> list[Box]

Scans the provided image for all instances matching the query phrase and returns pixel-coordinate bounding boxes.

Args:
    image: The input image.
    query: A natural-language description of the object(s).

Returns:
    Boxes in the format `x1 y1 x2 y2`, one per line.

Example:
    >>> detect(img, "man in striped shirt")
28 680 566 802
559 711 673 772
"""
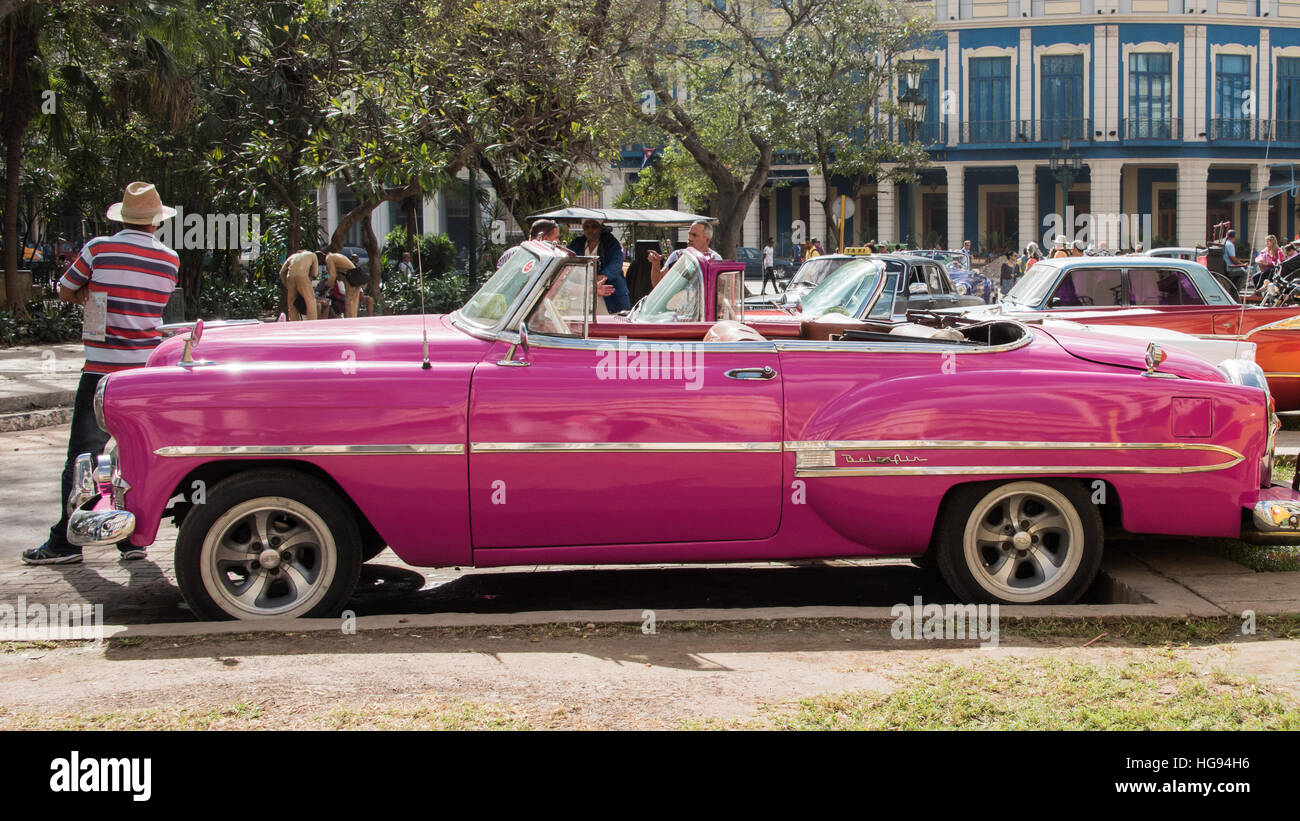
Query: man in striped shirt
24 182 180 565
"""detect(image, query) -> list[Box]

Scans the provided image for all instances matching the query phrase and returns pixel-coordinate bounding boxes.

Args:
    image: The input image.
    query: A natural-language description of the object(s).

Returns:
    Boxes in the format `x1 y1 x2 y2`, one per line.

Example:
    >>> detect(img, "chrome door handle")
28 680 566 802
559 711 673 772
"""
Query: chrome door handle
724 366 777 380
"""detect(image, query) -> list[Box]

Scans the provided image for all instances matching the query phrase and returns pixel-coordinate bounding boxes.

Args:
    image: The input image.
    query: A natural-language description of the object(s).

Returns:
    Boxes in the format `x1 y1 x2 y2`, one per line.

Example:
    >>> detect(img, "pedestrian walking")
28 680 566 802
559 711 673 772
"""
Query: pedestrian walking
761 237 779 294
24 182 179 565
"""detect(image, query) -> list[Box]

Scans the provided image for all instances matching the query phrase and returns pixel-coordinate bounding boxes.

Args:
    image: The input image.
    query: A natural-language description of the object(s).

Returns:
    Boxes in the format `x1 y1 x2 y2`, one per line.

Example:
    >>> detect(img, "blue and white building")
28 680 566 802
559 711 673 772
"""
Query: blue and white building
599 0 1300 256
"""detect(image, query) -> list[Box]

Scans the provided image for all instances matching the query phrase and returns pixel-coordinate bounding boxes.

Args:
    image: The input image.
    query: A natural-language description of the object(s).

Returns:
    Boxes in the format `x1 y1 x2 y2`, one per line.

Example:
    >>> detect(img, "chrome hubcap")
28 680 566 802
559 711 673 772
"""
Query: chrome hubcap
199 498 336 618
963 483 1084 602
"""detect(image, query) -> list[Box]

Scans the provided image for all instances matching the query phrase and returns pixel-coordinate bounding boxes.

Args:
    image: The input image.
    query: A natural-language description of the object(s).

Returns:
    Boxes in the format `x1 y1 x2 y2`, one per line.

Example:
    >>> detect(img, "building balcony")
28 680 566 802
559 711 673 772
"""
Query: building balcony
1123 117 1184 141
958 118 1091 144
1207 118 1300 143
900 121 948 146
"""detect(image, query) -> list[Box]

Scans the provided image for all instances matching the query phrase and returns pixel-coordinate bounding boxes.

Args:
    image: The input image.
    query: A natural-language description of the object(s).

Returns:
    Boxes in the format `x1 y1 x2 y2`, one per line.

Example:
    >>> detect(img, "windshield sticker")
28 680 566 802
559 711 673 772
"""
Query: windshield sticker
522 260 535 274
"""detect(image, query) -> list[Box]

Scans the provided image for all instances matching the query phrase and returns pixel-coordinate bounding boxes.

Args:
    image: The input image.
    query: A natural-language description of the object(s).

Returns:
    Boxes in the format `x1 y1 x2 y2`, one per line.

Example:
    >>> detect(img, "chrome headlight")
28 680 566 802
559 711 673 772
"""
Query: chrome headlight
93 376 108 432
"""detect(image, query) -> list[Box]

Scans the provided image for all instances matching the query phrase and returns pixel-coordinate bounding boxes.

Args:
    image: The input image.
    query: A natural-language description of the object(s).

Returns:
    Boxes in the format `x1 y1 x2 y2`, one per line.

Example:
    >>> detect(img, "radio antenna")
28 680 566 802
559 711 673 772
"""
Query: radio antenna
416 217 431 370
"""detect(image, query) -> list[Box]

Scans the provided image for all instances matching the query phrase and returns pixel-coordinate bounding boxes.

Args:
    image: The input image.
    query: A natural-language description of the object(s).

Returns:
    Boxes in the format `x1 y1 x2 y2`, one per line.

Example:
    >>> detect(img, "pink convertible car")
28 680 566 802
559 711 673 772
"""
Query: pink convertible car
68 242 1300 619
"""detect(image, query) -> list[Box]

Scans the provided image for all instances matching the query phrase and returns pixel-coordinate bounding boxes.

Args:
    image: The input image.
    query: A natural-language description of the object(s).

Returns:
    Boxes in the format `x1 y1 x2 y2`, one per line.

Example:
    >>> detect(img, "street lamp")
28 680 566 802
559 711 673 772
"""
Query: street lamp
897 61 929 249
1049 137 1082 220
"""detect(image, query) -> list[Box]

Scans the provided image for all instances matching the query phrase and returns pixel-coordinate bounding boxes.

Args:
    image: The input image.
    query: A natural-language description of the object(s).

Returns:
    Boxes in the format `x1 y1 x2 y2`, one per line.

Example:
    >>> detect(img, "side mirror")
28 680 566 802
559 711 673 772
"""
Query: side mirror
518 322 530 358
180 319 204 366
1049 297 1063 308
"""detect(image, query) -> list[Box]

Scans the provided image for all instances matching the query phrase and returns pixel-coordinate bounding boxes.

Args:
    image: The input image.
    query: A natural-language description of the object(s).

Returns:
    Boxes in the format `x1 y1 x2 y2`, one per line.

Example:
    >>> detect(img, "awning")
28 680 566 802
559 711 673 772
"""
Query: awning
1222 184 1294 203
526 207 713 226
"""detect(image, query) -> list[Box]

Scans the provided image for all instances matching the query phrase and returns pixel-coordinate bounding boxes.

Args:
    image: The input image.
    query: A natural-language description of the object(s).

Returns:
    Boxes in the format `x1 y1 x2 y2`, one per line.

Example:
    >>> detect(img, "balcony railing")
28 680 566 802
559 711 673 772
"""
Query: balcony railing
958 119 1091 144
1123 118 1183 141
1209 118 1272 142
900 121 947 145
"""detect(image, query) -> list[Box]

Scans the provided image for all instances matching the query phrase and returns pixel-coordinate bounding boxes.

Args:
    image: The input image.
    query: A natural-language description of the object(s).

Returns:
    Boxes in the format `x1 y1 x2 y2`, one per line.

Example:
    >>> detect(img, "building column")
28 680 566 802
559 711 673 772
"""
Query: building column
326 182 340 240
744 192 761 249
423 190 441 237
1016 161 1038 253
1184 26 1207 143
371 202 391 246
1176 159 1211 248
946 32 960 148
1248 162 1270 242
808 170 827 247
877 171 897 246
1088 159 1124 250
946 164 965 250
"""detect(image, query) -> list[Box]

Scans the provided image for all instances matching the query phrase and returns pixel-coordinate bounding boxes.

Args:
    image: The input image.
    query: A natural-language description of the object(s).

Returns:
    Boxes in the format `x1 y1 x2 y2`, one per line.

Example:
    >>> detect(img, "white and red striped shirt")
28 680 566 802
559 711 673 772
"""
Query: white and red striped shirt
58 229 179 374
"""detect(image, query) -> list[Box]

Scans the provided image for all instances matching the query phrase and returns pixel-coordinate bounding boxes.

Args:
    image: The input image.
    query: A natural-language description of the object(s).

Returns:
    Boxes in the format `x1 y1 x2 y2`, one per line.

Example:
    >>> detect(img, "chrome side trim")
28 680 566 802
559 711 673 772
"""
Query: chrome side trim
772 328 1033 355
783 439 1244 453
796 462 1242 478
154 444 466 457
787 439 1245 478
470 441 783 453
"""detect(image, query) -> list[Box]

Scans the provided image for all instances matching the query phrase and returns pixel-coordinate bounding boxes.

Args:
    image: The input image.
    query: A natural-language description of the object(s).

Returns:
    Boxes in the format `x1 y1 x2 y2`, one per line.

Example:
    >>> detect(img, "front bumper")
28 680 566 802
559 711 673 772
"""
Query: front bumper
66 452 135 547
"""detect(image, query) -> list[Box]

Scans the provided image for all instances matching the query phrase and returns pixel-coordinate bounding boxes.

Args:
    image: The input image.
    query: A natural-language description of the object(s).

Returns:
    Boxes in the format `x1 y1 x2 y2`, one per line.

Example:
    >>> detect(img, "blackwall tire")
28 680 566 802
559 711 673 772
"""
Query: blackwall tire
175 470 362 620
934 480 1103 605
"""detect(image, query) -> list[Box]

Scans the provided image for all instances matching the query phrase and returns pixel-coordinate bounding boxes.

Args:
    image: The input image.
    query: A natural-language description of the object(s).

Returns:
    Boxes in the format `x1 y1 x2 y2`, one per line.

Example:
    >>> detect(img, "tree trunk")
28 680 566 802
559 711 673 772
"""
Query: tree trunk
2 10 37 318
3 125 24 316
179 248 205 321
360 216 381 315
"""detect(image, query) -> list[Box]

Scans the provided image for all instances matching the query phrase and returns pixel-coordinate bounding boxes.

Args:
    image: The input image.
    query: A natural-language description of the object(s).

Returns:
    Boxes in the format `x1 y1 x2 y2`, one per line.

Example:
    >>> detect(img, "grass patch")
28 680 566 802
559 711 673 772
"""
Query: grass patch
767 656 1300 730
1001 614 1300 643
323 700 574 730
1211 539 1300 572
0 701 266 730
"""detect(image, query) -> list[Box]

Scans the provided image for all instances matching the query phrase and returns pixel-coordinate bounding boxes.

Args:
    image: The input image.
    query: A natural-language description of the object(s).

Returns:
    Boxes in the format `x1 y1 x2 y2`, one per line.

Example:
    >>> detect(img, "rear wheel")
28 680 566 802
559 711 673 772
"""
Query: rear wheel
934 480 1102 605
175 470 362 620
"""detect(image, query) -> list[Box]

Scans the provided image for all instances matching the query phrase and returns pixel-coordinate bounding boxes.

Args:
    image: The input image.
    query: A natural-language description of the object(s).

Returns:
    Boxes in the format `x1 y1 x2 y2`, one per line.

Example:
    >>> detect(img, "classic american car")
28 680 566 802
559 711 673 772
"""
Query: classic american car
68 241 1300 620
992 255 1300 409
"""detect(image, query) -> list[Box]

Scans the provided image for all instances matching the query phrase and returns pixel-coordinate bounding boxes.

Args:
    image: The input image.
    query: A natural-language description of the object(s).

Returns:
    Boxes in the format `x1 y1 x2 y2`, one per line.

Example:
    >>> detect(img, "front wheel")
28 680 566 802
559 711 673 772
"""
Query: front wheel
175 470 362 620
933 480 1102 605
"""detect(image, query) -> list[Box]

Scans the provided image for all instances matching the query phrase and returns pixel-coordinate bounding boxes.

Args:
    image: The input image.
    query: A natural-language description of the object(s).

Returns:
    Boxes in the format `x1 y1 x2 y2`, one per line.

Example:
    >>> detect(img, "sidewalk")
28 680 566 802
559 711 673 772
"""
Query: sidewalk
0 343 83 431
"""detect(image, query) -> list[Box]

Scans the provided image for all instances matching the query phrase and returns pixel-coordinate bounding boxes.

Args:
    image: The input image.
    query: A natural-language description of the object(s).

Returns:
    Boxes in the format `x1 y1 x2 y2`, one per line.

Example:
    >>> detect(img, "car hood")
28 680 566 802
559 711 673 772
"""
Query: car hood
148 314 491 368
1036 324 1229 381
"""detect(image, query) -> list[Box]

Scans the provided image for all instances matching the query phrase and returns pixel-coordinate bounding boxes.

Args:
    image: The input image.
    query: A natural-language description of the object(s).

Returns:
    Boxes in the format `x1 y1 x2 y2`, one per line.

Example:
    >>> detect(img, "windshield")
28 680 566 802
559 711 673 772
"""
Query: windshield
1004 262 1060 308
632 251 703 321
457 248 542 328
798 258 885 319
789 257 853 291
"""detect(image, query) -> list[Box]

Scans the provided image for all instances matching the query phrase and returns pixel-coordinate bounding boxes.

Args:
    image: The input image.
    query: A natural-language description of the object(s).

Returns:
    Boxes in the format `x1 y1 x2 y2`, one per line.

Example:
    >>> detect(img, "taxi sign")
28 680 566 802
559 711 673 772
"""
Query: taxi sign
842 246 875 256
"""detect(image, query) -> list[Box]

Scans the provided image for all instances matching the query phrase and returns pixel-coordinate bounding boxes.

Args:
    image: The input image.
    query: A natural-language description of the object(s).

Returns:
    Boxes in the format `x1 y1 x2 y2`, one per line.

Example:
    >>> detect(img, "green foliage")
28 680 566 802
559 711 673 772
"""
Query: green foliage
383 228 457 278
199 273 280 320
0 300 81 344
382 268 472 316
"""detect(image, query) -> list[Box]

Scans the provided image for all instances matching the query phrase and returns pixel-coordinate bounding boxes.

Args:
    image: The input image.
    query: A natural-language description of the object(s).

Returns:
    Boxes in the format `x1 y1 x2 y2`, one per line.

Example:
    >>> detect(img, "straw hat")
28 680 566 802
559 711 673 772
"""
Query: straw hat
105 181 177 225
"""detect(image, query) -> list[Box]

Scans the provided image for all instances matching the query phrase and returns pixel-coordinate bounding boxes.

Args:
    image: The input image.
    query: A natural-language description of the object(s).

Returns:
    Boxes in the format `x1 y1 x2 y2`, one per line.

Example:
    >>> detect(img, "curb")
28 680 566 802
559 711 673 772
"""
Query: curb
0 389 75 415
0 405 72 433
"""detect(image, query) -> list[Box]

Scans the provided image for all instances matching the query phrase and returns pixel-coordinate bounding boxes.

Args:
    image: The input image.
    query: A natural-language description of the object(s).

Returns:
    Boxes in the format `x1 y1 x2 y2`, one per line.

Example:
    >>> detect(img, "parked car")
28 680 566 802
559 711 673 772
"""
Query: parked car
71 242 1297 619
744 253 982 318
993 255 1300 408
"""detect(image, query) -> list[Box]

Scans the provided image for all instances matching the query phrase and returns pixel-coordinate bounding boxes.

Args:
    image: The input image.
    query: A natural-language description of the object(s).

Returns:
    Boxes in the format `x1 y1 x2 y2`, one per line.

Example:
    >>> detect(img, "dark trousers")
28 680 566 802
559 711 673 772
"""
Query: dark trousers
762 267 779 294
47 372 111 551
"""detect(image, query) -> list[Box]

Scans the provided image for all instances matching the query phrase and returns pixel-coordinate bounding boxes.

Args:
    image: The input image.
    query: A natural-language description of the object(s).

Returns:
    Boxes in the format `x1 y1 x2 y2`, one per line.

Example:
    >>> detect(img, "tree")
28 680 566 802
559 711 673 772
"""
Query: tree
610 0 930 256
774 0 930 251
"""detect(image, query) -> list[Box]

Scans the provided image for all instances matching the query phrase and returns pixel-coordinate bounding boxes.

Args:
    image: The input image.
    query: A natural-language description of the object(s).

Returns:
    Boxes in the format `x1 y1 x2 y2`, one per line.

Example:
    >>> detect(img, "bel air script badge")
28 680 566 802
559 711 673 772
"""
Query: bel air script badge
844 453 927 465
